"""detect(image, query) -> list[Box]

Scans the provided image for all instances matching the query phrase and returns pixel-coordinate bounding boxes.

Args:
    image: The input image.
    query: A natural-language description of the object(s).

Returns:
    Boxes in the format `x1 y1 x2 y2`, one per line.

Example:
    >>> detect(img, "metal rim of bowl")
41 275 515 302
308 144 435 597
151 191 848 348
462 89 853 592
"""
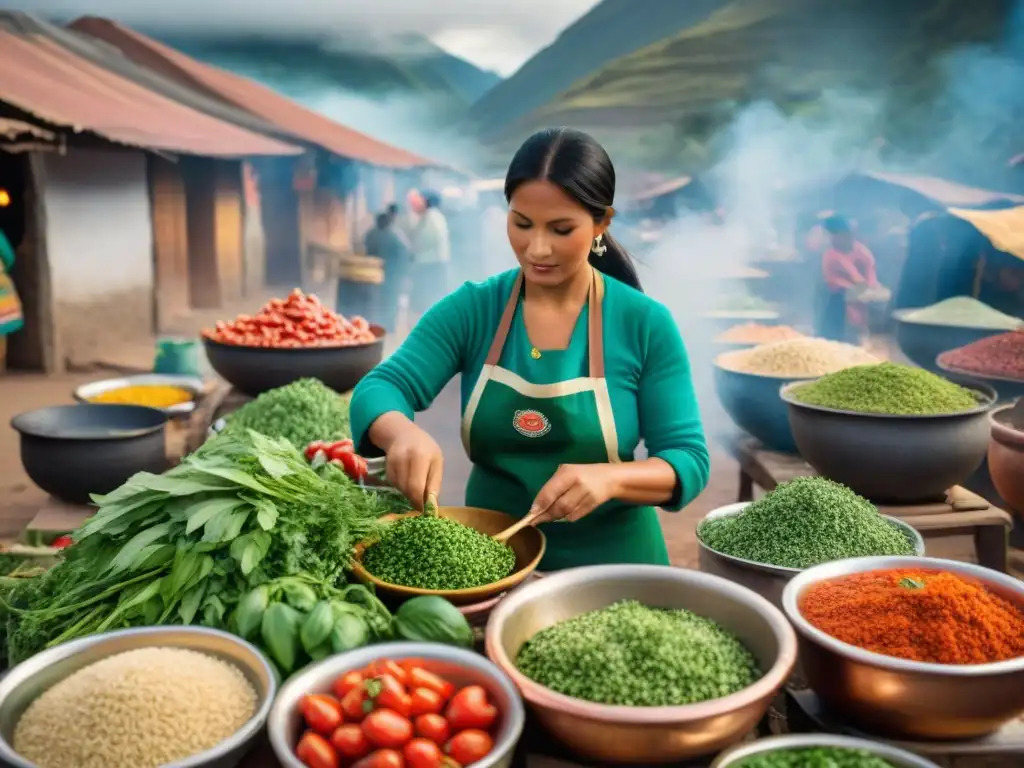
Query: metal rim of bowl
268 641 525 768
935 357 1024 388
485 564 799 725
351 511 547 600
779 378 997 420
201 325 386 352
711 733 942 768
0 626 276 768
891 308 1024 332
9 404 168 441
990 402 1024 446
781 555 1024 677
72 374 205 415
696 503 926 577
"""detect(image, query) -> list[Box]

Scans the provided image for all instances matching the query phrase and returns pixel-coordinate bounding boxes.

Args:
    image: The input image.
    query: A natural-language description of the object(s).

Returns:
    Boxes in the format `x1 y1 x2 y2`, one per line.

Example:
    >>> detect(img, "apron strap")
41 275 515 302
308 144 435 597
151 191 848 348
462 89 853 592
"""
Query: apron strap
485 272 524 365
484 269 606 379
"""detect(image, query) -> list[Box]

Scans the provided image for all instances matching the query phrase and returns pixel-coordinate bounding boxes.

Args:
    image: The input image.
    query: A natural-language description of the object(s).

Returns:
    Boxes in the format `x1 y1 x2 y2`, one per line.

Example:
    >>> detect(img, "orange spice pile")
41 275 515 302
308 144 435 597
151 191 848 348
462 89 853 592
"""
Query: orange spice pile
799 568 1024 665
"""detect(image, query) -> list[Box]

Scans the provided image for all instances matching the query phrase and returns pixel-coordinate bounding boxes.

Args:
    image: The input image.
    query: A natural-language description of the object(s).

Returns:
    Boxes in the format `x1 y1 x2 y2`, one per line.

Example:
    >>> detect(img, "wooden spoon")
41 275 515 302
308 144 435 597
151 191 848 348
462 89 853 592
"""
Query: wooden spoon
492 508 542 543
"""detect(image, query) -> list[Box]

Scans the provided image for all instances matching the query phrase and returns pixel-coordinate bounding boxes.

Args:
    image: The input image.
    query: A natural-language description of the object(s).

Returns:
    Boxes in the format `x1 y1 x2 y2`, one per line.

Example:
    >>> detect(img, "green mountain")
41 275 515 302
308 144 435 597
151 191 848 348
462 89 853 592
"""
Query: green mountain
466 0 726 139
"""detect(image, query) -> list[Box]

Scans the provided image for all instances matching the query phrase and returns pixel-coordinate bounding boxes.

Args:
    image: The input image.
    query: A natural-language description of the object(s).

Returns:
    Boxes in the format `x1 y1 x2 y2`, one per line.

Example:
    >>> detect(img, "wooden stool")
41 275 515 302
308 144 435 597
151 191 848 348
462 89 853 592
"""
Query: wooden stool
722 435 1014 573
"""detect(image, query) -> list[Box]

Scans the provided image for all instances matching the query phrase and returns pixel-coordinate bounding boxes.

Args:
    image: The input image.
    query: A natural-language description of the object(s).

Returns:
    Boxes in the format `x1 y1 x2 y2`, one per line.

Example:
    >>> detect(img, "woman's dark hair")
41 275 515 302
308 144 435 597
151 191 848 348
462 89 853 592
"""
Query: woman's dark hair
376 212 391 229
504 127 641 291
823 214 852 235
422 190 442 209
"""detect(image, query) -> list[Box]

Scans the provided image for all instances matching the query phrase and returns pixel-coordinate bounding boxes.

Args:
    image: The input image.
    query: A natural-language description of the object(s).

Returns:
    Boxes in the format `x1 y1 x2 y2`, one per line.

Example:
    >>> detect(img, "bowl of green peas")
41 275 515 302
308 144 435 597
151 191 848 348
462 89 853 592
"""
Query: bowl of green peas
712 734 941 768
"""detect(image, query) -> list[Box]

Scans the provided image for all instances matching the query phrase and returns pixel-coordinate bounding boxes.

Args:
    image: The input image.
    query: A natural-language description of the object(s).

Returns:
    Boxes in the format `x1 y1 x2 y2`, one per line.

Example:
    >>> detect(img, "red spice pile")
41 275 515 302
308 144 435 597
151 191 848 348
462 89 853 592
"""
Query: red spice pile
799 568 1024 665
203 289 377 348
939 329 1024 380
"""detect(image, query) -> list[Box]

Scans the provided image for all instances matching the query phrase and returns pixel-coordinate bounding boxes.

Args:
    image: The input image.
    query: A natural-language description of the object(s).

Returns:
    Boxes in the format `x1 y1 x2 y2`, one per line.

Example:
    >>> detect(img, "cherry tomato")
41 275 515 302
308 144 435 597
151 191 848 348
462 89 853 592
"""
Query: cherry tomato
300 693 344 735
361 708 414 749
366 659 409 686
444 685 497 731
332 670 365 699
335 451 365 480
50 535 73 549
407 668 454 701
295 730 340 768
328 439 355 459
410 687 444 717
367 674 412 718
413 714 450 746
445 729 493 765
351 749 405 768
305 441 328 461
342 685 372 721
403 738 446 768
330 723 371 761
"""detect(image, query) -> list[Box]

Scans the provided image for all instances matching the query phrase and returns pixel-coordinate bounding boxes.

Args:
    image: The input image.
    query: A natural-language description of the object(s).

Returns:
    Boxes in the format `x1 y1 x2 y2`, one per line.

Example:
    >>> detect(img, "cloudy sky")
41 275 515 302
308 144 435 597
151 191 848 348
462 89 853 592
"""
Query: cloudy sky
5 0 601 75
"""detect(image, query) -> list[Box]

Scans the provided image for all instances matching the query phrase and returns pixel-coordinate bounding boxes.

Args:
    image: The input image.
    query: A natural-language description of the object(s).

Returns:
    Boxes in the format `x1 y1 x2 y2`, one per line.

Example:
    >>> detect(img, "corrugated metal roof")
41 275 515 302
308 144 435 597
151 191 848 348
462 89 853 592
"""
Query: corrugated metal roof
0 13 298 157
70 17 442 170
862 171 1024 208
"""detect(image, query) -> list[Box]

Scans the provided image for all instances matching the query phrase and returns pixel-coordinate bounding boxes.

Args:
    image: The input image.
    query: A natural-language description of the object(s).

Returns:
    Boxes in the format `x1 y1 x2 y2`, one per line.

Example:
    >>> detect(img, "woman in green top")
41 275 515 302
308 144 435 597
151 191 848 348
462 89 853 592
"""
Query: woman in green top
350 128 710 570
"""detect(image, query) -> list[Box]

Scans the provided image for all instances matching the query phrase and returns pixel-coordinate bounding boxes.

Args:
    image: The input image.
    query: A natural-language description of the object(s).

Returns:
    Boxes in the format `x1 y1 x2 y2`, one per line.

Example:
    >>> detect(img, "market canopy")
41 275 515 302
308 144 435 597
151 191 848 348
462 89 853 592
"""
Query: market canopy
948 205 1024 262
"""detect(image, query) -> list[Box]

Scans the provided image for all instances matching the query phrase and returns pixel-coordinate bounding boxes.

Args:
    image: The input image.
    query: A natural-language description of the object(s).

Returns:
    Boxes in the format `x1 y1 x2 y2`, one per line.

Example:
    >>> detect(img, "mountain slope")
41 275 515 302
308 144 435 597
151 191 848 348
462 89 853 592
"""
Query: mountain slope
465 0 728 137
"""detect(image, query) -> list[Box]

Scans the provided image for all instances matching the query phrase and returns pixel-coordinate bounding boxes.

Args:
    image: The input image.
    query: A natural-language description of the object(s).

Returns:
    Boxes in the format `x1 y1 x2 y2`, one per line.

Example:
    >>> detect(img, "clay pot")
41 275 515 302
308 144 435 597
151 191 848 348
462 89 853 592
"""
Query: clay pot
988 402 1024 517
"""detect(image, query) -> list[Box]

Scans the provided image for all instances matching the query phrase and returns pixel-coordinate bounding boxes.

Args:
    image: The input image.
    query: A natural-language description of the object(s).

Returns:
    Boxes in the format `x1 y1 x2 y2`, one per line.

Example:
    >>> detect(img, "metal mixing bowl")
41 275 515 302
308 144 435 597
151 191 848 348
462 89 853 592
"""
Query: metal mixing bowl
0 626 276 768
485 565 798 764
712 734 942 768
74 373 206 416
782 555 1024 740
268 642 525 768
697 503 925 610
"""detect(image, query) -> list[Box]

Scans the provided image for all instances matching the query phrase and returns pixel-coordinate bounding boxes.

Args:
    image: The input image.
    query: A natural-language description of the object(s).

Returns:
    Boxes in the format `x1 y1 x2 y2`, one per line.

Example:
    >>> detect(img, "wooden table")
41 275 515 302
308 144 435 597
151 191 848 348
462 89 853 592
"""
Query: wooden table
722 434 1014 573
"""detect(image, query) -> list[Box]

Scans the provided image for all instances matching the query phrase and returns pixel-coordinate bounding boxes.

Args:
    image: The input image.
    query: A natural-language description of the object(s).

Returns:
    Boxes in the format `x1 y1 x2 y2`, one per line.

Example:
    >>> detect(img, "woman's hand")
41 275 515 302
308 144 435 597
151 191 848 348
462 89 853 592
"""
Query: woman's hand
529 464 617 524
381 422 444 510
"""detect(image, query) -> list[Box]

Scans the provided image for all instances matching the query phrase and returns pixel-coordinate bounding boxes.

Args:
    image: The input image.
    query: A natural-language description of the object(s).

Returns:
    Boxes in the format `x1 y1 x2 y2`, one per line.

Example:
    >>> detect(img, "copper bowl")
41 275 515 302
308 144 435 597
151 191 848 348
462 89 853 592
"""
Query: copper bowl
782 555 1024 740
697 503 925 611
485 565 797 764
711 734 941 768
350 507 545 605
989 401 1024 517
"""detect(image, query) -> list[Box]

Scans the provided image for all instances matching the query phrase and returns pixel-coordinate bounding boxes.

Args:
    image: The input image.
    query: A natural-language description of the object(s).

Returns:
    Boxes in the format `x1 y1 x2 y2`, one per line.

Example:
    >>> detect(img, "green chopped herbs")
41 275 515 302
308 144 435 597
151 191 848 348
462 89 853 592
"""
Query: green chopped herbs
514 599 760 707
361 515 516 590
217 378 352 448
790 362 980 415
902 296 1023 330
735 747 898 768
699 477 916 569
899 576 926 590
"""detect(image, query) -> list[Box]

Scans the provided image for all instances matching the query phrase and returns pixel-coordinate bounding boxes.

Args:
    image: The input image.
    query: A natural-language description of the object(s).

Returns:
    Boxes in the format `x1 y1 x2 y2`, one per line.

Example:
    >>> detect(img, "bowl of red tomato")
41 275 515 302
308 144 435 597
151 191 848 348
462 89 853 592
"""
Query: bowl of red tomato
202 290 386 397
268 642 525 768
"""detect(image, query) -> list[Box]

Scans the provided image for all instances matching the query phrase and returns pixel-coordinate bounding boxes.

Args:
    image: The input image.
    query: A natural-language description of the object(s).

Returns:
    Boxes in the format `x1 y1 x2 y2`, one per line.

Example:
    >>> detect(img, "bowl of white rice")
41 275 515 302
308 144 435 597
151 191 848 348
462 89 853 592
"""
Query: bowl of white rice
0 626 276 768
714 338 880 453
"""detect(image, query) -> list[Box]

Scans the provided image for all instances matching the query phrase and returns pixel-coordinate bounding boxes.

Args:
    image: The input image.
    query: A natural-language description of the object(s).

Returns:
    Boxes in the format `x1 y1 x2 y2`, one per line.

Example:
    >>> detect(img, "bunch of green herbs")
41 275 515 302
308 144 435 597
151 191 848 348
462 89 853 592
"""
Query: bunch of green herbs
216 378 352 448
361 514 516 590
699 477 915 569
791 362 979 415
1 430 399 672
736 747 898 768
514 599 760 706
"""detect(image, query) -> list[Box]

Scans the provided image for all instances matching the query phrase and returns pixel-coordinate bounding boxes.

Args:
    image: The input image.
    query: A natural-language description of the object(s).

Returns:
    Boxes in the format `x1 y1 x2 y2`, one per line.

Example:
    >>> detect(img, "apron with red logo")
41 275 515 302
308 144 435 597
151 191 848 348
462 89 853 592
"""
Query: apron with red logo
460 270 669 570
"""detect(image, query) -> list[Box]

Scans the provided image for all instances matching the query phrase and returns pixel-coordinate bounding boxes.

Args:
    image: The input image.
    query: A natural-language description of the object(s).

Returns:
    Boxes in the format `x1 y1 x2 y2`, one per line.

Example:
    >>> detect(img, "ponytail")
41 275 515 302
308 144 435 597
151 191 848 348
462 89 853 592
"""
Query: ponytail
589 232 642 292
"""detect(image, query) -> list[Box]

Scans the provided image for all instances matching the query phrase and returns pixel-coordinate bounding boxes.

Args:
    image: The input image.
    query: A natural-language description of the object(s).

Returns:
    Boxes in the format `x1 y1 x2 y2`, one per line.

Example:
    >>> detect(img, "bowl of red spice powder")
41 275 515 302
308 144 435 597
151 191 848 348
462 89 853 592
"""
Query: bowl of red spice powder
937 329 1024 402
782 555 1024 741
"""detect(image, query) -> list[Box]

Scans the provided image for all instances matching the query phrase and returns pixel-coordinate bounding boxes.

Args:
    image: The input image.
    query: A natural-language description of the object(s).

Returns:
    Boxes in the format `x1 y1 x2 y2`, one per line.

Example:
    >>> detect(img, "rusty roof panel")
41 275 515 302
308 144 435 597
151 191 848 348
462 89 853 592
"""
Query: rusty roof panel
71 18 440 170
0 29 299 157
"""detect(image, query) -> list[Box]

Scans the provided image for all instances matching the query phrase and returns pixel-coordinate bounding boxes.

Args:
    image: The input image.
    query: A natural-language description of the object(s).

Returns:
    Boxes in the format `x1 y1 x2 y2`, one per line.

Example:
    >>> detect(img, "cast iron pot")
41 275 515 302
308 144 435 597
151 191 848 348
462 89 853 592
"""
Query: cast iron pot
779 378 996 503
11 404 168 504
892 310 1012 372
202 326 385 397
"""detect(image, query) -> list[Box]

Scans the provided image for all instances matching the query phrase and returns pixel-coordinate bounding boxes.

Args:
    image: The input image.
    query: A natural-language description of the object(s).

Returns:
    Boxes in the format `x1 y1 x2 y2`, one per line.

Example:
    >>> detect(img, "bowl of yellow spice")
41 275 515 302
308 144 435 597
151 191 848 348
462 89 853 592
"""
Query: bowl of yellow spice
74 374 205 417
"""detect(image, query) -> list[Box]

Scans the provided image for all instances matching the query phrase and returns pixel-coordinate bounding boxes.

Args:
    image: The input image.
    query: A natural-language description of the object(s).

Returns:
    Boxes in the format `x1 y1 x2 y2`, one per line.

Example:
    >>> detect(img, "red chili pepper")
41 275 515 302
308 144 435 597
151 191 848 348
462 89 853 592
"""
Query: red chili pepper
50 535 73 550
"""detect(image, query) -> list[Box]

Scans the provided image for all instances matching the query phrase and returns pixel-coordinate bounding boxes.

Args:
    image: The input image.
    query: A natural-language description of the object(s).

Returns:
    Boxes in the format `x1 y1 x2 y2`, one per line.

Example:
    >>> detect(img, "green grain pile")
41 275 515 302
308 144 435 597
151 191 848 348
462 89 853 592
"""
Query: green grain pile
902 296 1023 330
736 747 898 768
218 379 351 448
361 515 516 590
699 477 915 569
514 600 760 707
790 362 979 415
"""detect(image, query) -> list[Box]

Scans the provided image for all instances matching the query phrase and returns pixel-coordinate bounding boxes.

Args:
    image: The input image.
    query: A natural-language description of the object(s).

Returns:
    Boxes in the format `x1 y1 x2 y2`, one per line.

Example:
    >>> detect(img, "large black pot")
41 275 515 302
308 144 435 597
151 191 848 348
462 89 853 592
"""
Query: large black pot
203 326 385 397
713 364 810 453
892 311 1009 372
11 404 168 504
780 378 996 503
